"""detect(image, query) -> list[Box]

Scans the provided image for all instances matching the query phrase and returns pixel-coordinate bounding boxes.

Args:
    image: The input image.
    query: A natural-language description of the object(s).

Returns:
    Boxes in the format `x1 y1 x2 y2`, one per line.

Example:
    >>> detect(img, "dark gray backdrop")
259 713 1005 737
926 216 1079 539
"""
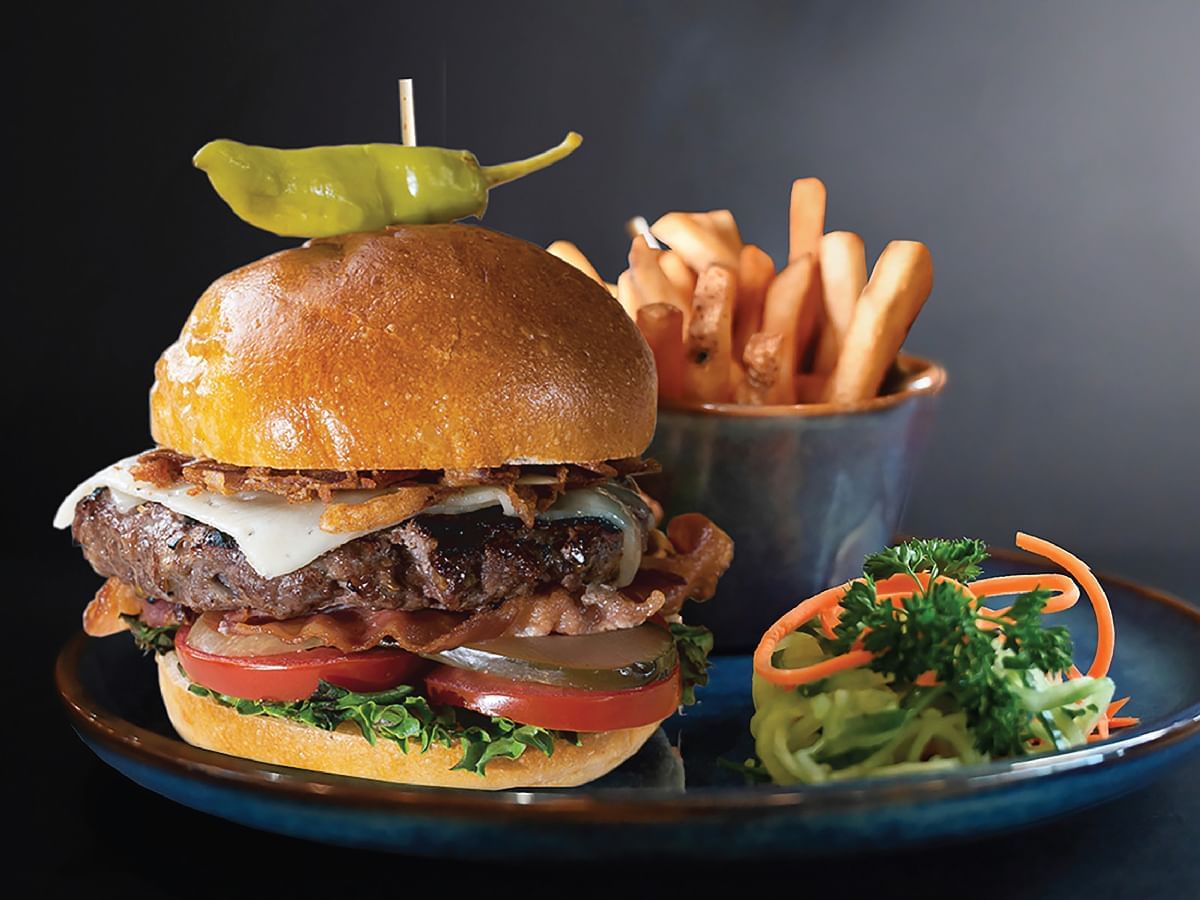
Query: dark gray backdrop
12 3 1200 888
18 1 1199 594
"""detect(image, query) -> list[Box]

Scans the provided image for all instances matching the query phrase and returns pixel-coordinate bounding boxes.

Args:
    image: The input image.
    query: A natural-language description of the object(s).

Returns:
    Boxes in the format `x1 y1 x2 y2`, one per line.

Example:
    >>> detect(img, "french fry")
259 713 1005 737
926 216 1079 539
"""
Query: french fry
658 249 697 314
736 331 784 405
804 287 826 374
636 302 686 402
651 211 739 273
622 174 934 408
760 254 821 403
793 373 831 404
730 358 746 394
788 177 826 263
814 231 868 374
827 240 933 404
732 244 776 363
615 270 640 320
547 240 604 285
628 235 683 314
692 209 743 257
683 265 737 402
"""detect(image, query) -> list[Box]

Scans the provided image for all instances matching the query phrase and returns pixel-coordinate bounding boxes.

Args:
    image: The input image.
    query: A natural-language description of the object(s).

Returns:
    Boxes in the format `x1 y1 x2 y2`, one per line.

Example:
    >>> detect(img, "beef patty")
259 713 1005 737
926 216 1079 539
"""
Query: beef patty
71 488 630 619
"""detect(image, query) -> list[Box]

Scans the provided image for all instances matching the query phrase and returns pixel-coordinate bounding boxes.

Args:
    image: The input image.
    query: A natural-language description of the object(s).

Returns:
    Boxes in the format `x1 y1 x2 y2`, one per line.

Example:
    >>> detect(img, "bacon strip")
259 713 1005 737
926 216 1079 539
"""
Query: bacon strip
216 582 669 654
216 514 733 653
82 578 186 637
83 578 145 637
641 513 735 612
131 449 433 501
131 448 659 504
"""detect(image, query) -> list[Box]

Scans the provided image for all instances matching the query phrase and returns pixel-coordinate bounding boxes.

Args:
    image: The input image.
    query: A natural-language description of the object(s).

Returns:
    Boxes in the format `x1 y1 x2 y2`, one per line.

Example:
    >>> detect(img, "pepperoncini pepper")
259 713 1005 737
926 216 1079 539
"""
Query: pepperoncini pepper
193 131 582 238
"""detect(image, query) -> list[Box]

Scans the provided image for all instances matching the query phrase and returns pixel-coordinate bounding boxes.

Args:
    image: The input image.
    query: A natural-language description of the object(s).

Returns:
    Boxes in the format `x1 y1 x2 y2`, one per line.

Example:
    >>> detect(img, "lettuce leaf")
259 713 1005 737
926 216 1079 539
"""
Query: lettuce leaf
186 676 578 776
671 622 714 706
120 615 178 656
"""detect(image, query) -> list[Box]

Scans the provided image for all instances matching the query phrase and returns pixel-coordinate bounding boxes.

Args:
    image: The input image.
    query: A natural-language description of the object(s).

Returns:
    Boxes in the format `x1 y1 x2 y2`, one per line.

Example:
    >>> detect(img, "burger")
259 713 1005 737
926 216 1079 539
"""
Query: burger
54 224 733 789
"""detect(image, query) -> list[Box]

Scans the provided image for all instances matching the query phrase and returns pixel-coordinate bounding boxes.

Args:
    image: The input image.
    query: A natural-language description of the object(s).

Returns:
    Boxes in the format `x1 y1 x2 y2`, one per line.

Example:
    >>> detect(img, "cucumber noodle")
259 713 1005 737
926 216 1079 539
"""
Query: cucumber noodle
750 632 1114 785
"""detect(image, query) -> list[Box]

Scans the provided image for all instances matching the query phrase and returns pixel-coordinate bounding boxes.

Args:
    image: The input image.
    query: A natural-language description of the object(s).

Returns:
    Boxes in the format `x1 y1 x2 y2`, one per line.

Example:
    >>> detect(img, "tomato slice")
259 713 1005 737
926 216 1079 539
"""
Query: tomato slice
424 663 681 732
174 625 430 701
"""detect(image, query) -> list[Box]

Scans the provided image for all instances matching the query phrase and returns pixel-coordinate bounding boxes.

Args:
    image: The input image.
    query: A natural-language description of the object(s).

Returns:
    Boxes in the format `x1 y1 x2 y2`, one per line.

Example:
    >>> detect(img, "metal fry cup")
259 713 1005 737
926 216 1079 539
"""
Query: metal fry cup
647 354 947 651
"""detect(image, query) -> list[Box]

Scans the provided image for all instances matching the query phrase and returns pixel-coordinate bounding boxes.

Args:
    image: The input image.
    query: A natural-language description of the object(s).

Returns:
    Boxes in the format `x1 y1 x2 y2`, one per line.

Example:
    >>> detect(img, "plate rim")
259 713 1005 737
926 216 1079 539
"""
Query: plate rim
56 550 1200 824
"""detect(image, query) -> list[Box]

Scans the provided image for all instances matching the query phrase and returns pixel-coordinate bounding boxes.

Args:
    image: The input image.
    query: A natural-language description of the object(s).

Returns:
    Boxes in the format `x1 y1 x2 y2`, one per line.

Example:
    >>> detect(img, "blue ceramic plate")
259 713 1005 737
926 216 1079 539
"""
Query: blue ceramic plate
56 554 1200 859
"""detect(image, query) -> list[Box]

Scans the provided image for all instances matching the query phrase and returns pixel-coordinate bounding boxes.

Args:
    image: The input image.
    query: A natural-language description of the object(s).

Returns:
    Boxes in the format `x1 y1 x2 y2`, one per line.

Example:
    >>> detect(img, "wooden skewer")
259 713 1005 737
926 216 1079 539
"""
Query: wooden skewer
626 216 662 249
398 78 417 146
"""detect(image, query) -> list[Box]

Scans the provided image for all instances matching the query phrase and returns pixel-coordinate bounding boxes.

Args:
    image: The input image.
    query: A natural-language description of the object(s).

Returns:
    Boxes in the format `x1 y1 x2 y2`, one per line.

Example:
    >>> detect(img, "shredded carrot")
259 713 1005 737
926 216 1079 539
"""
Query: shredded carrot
875 573 930 594
1087 697 1139 742
753 583 862 686
1016 533 1115 678
751 532 1137 745
817 606 840 640
971 573 1080 614
759 649 877 687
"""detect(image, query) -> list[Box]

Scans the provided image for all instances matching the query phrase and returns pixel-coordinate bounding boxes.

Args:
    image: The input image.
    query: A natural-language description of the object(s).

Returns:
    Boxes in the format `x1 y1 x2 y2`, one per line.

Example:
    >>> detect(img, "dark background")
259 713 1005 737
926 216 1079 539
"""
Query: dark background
12 0 1199 891
16 1 1199 586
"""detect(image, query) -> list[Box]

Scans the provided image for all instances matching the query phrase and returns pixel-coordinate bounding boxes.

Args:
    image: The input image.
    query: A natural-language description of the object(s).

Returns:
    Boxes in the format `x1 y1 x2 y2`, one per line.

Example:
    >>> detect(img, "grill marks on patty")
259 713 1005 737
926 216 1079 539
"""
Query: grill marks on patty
72 488 630 620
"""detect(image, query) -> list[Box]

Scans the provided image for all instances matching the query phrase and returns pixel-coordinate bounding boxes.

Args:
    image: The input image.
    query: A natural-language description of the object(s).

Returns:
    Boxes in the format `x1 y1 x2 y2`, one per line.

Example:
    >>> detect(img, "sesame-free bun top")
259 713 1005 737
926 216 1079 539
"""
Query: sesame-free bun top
150 225 656 470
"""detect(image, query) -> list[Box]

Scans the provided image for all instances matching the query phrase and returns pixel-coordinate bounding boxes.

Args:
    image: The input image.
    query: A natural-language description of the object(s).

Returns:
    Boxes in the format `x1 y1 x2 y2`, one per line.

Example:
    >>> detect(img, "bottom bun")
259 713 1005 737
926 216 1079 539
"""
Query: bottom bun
157 652 660 790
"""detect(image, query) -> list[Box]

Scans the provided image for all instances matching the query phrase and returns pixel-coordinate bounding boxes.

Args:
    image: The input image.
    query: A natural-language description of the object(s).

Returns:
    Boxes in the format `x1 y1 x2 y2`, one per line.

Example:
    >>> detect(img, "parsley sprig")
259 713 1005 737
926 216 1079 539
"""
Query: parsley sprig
830 537 1074 757
861 536 989 583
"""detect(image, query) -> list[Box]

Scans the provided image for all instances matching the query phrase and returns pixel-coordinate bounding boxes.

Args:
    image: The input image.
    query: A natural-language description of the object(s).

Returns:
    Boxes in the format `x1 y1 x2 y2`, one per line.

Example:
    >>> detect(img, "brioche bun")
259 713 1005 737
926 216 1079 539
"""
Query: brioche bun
157 652 659 790
149 224 657 471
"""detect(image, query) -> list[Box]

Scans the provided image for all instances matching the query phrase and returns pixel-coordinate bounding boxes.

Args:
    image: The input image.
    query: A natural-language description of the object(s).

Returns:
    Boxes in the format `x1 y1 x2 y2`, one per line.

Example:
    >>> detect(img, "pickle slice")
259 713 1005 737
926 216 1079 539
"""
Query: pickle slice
428 624 678 691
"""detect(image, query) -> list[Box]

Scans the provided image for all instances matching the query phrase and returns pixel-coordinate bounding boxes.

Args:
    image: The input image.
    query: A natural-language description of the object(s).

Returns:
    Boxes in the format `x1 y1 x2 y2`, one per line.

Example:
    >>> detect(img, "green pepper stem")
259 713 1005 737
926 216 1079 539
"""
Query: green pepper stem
480 132 583 187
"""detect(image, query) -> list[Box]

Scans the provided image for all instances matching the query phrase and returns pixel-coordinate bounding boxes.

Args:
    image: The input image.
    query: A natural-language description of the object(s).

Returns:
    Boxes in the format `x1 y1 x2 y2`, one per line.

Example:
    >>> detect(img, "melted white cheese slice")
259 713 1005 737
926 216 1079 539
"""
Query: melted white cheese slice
53 454 647 584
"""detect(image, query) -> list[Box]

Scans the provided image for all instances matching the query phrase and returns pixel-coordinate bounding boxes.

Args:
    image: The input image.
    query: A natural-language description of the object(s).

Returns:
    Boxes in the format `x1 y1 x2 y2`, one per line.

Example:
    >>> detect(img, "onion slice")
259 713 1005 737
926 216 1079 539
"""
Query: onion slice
186 613 326 657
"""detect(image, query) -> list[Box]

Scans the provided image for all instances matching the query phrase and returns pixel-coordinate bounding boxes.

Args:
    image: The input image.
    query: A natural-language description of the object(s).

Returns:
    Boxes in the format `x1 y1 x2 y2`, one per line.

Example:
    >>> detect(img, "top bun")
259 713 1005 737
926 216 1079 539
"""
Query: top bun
150 225 656 470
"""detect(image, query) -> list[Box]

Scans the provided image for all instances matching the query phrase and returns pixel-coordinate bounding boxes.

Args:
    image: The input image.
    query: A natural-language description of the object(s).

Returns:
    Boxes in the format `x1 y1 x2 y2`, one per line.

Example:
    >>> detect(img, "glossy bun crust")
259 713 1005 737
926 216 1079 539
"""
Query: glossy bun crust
150 225 656 470
157 653 659 790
